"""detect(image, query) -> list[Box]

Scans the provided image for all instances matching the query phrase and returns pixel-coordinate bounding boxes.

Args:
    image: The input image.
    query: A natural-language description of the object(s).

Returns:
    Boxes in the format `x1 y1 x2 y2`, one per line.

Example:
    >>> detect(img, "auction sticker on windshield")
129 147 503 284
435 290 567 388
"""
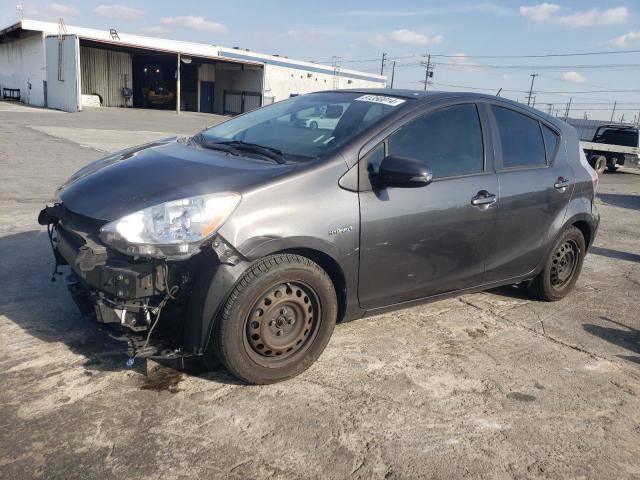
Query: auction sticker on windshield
354 95 406 107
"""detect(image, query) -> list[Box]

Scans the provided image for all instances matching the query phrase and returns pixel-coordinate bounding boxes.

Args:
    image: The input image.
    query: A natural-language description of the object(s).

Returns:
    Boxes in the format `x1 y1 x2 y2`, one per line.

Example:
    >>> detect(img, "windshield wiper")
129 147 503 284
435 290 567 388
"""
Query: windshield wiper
216 141 286 164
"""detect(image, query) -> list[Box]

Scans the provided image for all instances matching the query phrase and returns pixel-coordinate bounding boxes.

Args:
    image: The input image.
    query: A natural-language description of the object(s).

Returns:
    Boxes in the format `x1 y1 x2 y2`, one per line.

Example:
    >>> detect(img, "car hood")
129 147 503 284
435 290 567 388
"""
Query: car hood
59 137 293 221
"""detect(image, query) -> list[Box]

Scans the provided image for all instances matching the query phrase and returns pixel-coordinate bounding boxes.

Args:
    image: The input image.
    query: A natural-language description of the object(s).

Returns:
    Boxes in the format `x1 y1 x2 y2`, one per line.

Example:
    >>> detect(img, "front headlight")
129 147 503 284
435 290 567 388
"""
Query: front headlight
99 192 241 259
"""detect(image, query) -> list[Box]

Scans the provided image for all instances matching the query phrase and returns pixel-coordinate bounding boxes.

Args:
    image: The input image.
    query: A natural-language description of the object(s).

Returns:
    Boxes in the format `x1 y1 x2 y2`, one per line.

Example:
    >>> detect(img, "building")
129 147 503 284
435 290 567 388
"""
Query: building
0 19 386 114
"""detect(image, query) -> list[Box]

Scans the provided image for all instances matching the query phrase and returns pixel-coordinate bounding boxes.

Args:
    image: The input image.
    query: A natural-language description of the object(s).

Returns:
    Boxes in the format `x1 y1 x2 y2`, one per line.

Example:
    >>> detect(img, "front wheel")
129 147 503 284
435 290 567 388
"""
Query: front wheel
213 254 337 384
530 226 586 301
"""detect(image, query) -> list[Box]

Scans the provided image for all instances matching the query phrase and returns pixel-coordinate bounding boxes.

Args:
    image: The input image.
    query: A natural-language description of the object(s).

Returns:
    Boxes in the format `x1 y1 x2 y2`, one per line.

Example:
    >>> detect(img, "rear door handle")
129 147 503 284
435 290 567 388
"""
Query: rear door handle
471 190 497 207
554 177 571 190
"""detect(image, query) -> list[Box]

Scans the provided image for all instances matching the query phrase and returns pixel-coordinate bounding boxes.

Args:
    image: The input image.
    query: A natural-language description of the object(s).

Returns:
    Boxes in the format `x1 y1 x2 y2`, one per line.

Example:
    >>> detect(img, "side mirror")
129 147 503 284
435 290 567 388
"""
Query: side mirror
375 155 433 188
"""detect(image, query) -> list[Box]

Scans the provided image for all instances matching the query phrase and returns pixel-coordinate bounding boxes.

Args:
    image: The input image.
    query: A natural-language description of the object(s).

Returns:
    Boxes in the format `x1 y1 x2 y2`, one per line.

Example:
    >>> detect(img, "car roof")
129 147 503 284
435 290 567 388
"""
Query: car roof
312 88 568 132
596 124 639 131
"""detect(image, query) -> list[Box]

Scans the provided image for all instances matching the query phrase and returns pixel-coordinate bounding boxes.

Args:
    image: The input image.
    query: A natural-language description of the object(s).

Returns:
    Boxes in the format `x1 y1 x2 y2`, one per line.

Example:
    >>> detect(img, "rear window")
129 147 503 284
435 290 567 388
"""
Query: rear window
492 106 546 169
594 128 639 148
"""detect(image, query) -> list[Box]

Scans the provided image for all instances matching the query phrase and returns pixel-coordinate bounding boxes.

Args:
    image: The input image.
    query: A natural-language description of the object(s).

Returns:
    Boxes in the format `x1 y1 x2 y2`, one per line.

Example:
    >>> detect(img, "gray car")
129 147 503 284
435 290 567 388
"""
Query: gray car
39 90 600 384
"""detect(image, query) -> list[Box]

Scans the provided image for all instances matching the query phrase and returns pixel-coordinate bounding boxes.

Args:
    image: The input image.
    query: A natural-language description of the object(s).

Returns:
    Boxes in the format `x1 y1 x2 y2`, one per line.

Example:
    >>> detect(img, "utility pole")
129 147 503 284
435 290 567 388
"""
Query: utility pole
532 96 536 108
390 60 396 89
176 53 181 114
380 52 387 76
526 73 538 106
564 97 572 120
610 101 617 122
420 54 434 91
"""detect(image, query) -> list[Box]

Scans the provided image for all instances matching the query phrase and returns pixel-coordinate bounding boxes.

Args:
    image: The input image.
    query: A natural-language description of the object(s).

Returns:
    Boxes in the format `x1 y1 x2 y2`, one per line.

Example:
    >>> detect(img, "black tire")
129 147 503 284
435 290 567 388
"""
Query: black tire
214 254 337 384
607 165 619 173
309 121 318 130
530 226 586 301
592 155 606 175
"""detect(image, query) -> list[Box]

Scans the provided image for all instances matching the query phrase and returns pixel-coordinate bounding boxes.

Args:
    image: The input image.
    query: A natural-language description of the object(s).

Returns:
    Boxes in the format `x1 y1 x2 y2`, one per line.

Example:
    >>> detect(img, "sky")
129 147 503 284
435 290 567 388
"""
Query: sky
3 0 640 121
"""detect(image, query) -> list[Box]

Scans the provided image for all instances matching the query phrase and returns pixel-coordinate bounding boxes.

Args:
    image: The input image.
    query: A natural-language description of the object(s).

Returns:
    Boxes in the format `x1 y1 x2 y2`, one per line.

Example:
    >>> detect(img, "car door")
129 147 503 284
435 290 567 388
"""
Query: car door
482 103 573 283
358 102 499 310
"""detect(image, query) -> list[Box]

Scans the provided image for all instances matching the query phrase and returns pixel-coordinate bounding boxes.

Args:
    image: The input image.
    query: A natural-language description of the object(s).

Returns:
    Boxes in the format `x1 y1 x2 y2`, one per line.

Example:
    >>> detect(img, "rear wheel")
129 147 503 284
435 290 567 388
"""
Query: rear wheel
309 121 318 130
591 155 606 175
214 254 337 384
530 226 585 301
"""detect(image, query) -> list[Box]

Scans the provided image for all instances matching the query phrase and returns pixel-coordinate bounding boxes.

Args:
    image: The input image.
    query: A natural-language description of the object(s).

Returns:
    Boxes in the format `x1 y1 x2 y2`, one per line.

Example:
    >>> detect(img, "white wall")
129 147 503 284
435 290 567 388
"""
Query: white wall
263 64 386 103
45 35 81 112
0 31 46 107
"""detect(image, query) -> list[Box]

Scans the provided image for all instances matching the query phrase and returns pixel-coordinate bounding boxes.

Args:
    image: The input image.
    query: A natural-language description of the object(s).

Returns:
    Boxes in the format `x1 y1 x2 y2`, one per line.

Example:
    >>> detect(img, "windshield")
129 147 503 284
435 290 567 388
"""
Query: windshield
194 92 407 162
594 128 639 147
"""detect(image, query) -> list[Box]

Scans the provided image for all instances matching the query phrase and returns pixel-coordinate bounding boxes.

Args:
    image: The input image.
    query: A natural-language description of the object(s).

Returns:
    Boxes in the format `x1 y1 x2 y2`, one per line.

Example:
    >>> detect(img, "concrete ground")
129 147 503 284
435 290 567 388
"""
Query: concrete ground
1 101 639 480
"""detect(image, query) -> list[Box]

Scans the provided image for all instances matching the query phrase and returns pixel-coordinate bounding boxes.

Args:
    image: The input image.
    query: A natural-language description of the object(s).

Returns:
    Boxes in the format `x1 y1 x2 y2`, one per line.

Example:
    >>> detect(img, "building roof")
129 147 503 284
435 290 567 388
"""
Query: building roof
1 19 386 84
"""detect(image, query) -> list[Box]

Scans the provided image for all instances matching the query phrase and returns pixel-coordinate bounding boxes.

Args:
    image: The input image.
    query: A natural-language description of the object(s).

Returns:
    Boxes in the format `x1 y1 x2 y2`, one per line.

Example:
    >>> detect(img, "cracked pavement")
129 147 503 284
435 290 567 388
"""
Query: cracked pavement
1 102 639 479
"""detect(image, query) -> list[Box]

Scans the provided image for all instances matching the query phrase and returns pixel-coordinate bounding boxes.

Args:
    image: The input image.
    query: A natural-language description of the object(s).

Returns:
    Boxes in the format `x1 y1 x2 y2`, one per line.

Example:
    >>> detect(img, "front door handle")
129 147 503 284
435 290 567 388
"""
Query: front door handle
471 190 497 208
554 177 571 190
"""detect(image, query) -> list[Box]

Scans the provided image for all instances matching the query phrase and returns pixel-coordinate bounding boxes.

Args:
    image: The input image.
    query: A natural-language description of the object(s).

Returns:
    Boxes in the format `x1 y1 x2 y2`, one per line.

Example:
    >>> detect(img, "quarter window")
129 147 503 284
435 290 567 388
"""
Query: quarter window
387 104 484 179
542 125 559 163
492 106 546 169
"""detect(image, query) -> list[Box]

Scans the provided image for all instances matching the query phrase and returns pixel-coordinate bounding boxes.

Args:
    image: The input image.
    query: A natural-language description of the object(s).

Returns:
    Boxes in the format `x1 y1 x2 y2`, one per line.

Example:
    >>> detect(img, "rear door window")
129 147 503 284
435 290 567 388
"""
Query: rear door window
387 104 484 179
492 106 546 169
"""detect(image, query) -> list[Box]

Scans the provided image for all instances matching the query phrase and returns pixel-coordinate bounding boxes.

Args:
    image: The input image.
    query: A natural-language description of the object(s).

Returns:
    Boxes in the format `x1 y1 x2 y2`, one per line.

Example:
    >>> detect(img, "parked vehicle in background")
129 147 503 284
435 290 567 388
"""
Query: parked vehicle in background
296 104 345 130
581 124 640 174
38 90 600 384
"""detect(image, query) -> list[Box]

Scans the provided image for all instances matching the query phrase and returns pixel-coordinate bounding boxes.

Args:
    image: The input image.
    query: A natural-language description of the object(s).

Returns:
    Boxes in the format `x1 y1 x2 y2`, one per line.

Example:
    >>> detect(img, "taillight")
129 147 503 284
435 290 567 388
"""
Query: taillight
579 148 598 195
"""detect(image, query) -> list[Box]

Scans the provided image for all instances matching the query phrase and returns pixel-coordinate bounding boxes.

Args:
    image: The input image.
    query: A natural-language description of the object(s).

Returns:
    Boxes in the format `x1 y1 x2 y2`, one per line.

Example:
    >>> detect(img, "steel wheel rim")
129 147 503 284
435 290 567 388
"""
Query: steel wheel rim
550 239 579 289
244 281 321 363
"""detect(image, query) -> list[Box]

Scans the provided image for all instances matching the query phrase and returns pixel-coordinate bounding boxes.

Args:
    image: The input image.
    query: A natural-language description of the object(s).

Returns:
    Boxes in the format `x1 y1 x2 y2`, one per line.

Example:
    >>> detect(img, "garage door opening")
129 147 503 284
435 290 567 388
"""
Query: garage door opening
132 53 177 110
78 39 264 115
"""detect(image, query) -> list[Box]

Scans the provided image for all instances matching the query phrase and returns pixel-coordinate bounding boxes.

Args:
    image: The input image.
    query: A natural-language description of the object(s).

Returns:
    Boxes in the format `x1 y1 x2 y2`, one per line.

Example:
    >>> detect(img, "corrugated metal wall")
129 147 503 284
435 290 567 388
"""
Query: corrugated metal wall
80 46 132 107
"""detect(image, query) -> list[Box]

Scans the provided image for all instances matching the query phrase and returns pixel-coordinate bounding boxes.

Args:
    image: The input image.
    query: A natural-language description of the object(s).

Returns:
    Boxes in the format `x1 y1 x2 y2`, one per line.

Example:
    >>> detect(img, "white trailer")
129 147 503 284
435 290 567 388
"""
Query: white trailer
580 125 640 174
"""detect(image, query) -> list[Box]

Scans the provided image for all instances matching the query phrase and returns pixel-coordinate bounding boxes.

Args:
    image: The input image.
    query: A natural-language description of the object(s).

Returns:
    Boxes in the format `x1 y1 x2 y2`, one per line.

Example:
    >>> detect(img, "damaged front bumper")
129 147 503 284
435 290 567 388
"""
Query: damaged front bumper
38 204 215 361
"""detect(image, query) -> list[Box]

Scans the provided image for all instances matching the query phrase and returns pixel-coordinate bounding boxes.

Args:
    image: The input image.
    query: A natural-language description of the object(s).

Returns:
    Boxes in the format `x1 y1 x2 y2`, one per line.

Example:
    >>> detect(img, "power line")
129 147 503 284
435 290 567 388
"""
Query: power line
428 82 640 95
312 48 640 65
434 62 640 70
427 49 640 59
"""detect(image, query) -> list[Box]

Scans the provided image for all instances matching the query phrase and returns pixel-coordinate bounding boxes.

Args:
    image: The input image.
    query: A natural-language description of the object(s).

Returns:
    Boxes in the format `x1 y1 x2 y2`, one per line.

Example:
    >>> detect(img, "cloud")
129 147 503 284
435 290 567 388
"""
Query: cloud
446 53 485 72
386 29 443 45
610 30 640 48
46 3 78 15
286 28 358 43
140 26 168 35
519 3 560 21
555 7 628 28
94 4 144 20
368 33 387 47
327 3 512 17
561 71 586 83
161 16 227 33
519 4 628 28
19 4 39 16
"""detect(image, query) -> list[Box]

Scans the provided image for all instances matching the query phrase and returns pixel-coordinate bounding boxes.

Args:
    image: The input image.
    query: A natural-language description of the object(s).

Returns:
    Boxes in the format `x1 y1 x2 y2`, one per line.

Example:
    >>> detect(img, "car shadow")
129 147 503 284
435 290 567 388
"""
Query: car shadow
583 316 640 365
597 193 640 211
590 246 640 264
486 283 534 300
0 229 241 384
